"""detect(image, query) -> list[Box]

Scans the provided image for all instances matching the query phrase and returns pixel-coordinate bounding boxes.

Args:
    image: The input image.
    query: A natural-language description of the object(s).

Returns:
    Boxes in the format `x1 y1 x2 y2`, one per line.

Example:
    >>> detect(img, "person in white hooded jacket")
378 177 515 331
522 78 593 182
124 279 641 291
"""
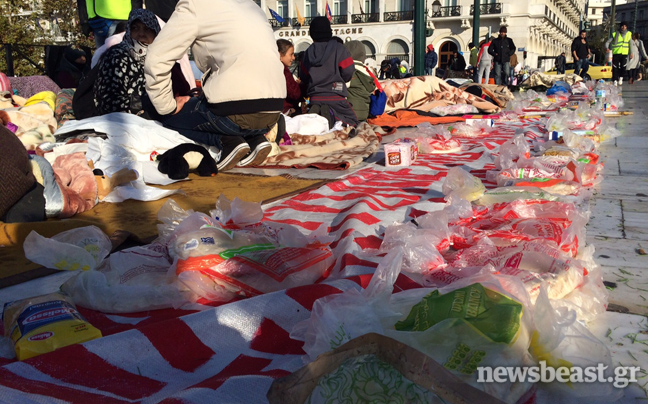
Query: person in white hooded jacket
144 0 287 171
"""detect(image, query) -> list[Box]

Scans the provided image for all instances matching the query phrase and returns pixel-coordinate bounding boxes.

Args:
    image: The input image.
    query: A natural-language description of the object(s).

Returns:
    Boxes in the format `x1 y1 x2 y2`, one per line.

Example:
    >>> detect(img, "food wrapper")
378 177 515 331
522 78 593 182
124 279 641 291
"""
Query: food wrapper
3 292 102 361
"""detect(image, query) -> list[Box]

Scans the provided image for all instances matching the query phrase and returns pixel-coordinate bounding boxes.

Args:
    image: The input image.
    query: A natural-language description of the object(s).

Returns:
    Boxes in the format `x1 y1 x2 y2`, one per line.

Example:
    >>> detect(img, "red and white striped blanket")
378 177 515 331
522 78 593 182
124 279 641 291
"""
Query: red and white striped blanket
0 119 545 403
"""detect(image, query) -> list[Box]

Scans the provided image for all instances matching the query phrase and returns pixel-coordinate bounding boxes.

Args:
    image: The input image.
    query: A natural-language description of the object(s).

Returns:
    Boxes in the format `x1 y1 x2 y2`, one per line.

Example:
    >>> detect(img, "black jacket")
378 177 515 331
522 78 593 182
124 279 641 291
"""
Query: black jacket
555 55 566 69
571 37 590 60
488 35 516 64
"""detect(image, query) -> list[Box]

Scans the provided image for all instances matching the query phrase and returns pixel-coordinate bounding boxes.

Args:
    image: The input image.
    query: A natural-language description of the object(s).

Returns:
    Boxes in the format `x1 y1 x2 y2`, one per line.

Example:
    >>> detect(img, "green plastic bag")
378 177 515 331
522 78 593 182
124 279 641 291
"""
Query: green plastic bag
394 283 523 344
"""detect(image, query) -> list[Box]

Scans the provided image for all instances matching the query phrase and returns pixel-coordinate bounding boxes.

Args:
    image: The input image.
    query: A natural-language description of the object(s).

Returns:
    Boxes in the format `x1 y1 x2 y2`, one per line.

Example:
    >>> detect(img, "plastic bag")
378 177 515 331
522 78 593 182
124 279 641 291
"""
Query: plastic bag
291 250 403 362
176 242 335 299
23 226 112 271
495 133 531 170
61 244 196 313
442 167 486 202
451 241 587 301
385 273 536 404
530 287 621 401
378 222 445 274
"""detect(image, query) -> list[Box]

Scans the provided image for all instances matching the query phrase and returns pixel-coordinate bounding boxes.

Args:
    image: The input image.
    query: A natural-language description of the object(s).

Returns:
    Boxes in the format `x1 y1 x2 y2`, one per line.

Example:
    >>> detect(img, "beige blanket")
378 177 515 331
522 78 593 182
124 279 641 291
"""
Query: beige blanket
259 122 381 170
381 75 500 114
519 72 583 88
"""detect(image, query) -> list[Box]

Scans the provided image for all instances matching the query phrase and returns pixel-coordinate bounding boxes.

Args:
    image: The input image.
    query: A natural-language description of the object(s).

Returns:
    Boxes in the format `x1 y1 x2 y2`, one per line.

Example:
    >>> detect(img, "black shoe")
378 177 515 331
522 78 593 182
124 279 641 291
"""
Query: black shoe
217 136 250 171
237 134 272 167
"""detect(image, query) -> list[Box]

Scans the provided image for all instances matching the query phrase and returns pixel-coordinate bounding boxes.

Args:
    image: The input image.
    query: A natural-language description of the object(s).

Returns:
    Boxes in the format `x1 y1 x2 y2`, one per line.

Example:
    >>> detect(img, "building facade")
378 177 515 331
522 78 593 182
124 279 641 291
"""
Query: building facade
257 0 585 71
603 0 648 38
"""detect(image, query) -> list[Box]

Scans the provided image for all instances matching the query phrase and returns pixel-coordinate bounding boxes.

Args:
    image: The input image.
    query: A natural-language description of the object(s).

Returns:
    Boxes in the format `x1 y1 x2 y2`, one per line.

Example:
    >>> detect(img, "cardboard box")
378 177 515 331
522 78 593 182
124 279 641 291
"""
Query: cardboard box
384 140 417 167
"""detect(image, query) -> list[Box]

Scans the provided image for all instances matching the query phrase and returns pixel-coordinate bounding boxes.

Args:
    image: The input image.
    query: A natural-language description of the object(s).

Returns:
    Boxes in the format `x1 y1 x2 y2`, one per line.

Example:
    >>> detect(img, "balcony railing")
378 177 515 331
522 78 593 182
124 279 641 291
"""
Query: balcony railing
291 16 315 26
331 14 348 24
470 2 502 15
428 5 462 17
384 10 414 21
352 12 380 23
268 19 290 28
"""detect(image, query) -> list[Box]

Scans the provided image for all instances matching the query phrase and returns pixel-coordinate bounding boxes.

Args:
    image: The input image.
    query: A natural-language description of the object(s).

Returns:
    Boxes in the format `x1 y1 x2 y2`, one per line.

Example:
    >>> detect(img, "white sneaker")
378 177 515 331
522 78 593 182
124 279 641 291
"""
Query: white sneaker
619 77 624 85
614 80 618 86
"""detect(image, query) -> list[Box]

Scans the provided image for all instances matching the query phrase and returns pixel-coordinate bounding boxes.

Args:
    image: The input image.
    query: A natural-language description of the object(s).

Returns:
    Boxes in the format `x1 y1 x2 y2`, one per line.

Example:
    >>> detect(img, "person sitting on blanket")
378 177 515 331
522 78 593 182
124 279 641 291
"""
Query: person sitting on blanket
299 16 358 129
94 9 190 117
277 39 303 117
344 40 377 122
144 0 286 172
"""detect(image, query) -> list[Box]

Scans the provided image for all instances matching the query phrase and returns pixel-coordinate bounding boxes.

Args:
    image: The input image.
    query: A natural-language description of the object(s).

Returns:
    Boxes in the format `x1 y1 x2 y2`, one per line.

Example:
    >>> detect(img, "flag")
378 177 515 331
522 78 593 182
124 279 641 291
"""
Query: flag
325 1 332 21
296 4 305 26
269 8 285 23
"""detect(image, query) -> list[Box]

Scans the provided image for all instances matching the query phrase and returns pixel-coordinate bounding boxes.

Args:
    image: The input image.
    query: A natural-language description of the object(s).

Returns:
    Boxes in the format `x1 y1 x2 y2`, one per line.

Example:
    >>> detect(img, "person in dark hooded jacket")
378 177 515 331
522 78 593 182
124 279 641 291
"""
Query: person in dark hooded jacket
300 17 357 127
55 46 89 88
488 26 516 86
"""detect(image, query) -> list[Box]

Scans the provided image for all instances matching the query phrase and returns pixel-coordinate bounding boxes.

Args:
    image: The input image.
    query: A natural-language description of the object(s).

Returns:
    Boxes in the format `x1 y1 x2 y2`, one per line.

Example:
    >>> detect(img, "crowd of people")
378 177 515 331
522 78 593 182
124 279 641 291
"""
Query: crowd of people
55 3 648 175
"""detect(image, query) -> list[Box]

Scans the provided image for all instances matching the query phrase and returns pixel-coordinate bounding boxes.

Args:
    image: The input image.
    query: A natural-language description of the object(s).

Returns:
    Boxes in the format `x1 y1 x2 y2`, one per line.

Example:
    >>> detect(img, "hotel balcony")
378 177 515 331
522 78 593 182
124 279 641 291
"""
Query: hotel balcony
470 2 502 15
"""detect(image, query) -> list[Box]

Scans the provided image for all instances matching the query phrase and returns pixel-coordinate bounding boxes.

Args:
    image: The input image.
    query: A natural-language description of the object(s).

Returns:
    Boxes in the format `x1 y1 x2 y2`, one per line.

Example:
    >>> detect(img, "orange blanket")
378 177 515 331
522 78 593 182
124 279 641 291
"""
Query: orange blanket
368 110 465 128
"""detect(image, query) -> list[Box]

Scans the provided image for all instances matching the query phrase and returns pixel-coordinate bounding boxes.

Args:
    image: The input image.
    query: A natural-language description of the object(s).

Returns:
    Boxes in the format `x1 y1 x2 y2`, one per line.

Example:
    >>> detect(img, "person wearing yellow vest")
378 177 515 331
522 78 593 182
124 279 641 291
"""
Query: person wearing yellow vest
85 0 141 47
606 21 632 86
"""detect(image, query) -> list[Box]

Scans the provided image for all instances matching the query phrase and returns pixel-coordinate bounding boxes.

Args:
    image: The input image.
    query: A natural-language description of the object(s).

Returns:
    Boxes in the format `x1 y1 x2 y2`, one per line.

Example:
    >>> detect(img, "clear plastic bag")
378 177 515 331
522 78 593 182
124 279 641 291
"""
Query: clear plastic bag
378 222 445 274
291 250 403 362
442 167 486 202
23 226 112 271
61 244 196 313
530 287 622 401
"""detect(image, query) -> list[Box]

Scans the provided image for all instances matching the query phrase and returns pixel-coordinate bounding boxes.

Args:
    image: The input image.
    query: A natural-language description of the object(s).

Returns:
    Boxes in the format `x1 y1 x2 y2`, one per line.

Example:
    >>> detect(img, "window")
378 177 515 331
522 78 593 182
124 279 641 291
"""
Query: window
364 0 377 12
592 8 595 15
640 9 644 19
334 0 347 14
305 0 317 16
400 0 415 10
362 41 376 58
277 0 288 17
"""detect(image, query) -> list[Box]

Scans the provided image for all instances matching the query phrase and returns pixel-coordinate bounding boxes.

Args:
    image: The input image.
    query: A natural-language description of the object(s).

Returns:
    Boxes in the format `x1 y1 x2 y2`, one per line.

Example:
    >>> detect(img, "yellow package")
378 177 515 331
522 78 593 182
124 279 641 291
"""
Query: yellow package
2 292 102 361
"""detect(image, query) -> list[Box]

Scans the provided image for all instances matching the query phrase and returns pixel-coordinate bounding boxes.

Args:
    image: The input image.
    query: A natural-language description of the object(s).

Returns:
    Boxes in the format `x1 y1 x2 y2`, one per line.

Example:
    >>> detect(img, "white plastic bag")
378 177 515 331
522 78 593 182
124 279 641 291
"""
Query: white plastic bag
23 226 112 271
291 250 403 361
61 244 196 313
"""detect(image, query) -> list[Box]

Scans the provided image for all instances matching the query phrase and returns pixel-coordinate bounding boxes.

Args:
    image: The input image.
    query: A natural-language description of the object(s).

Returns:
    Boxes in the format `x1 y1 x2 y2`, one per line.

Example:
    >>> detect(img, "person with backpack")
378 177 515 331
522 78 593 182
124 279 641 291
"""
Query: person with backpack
555 52 566 74
606 21 633 86
344 40 377 122
488 26 516 86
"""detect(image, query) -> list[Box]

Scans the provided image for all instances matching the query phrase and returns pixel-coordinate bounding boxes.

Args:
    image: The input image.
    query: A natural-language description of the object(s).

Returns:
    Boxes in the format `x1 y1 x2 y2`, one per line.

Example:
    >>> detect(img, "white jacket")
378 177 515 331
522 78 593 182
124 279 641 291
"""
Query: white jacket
145 0 286 115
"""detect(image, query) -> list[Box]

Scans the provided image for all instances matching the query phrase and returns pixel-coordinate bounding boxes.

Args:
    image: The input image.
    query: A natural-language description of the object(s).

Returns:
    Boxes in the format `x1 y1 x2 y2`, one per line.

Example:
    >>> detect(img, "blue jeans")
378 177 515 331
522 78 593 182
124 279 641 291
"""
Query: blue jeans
156 96 268 149
575 59 589 77
494 61 510 85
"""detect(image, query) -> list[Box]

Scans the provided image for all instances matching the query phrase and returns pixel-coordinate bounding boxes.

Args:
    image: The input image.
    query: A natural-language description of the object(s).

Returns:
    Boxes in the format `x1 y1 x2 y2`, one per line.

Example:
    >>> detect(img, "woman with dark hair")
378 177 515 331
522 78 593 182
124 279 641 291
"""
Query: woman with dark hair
277 39 303 115
627 33 648 84
94 8 189 115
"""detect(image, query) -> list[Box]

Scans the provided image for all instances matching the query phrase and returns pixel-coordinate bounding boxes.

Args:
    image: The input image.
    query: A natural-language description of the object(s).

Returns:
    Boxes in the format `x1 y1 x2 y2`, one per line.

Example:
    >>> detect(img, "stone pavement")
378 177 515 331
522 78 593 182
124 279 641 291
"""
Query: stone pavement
586 81 648 402
589 82 648 317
